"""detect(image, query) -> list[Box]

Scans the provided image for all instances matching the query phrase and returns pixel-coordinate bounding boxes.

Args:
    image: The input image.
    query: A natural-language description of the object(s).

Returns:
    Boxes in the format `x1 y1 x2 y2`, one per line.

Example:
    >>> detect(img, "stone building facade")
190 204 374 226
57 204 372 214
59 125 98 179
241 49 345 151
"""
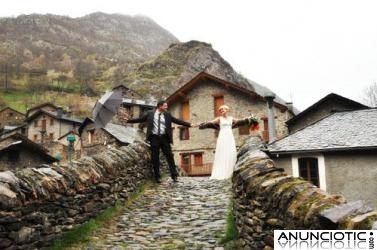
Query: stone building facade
79 118 142 156
79 118 119 156
25 110 82 144
166 72 293 175
0 107 25 131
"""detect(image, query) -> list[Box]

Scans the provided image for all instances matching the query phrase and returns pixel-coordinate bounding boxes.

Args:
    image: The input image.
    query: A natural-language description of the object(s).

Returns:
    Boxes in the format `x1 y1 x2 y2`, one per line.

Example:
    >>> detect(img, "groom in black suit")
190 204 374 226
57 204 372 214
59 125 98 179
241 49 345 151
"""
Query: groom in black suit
126 100 194 183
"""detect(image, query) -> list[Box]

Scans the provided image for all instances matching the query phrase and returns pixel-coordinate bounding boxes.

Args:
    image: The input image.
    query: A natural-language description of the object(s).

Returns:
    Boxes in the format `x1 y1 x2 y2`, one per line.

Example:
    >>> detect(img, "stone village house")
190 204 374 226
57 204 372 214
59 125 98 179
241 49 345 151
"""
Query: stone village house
111 84 156 126
0 107 25 135
79 118 143 156
286 93 368 133
0 133 57 171
112 84 143 100
25 108 82 145
25 102 59 117
165 72 295 176
267 106 377 208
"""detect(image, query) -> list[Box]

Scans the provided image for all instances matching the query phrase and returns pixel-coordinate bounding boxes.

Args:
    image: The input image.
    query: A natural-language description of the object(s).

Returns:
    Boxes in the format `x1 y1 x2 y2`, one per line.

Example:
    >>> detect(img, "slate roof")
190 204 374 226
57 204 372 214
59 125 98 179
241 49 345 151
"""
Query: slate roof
286 93 368 126
25 110 83 124
25 102 58 117
0 133 57 162
268 108 377 154
103 123 143 145
0 107 25 116
79 117 143 145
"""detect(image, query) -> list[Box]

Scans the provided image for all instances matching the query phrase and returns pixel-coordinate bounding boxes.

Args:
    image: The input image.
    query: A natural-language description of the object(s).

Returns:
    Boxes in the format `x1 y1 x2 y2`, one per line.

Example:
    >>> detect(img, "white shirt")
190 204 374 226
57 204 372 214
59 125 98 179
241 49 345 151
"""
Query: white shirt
152 111 166 135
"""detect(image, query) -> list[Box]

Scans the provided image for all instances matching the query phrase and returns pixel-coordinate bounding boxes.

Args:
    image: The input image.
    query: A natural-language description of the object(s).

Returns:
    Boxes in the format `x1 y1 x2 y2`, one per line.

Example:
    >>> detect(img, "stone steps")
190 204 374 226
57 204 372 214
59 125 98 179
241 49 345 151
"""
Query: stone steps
79 177 232 249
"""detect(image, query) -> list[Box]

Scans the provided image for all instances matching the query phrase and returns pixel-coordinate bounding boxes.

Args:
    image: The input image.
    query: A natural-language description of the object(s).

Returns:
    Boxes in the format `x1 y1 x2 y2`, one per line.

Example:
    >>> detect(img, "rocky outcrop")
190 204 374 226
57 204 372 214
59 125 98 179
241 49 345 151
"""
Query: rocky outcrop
128 40 253 98
0 142 151 249
232 136 377 249
0 12 177 62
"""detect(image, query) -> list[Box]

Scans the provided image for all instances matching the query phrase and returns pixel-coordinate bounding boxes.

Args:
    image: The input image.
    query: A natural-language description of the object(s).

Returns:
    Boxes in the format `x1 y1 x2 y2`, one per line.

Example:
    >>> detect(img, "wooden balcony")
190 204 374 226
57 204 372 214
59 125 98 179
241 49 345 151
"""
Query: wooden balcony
180 163 213 176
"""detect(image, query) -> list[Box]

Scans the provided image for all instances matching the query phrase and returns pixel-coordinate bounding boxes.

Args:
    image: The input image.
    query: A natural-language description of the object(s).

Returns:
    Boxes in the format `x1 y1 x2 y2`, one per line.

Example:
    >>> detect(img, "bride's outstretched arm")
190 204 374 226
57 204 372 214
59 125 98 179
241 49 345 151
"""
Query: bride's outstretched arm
207 117 220 124
198 117 220 130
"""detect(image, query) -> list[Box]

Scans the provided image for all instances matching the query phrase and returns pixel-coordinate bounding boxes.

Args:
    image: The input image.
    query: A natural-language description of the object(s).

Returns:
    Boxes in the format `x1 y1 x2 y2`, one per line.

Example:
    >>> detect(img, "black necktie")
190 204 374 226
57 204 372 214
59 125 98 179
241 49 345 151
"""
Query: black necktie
158 113 162 135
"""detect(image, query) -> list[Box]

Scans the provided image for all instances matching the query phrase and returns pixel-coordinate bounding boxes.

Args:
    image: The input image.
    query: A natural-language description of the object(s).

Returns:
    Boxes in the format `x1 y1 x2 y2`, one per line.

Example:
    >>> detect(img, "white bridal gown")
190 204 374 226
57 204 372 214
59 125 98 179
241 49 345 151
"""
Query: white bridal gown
210 116 237 180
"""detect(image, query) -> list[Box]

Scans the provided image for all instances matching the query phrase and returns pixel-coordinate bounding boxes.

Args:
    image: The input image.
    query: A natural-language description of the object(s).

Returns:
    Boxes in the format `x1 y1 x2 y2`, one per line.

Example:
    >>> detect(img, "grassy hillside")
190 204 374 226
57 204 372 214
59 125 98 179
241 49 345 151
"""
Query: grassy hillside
0 89 95 117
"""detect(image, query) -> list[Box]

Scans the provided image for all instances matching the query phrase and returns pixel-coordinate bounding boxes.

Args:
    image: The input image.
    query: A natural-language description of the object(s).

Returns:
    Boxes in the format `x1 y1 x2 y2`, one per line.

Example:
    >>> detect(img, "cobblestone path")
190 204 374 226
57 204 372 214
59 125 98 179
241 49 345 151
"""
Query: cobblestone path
81 177 232 249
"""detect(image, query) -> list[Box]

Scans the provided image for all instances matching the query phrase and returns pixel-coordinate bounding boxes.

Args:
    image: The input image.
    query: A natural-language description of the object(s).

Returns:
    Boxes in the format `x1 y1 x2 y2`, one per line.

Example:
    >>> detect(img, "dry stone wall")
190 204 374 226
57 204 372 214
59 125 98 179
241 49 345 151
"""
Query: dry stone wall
232 136 377 249
0 142 151 249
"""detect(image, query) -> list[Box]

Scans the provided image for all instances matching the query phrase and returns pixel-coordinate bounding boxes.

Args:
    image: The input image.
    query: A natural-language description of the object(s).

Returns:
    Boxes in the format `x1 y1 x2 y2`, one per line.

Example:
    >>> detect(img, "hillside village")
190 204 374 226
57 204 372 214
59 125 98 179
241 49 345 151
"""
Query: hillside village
1 70 377 208
1 11 377 249
0 10 377 222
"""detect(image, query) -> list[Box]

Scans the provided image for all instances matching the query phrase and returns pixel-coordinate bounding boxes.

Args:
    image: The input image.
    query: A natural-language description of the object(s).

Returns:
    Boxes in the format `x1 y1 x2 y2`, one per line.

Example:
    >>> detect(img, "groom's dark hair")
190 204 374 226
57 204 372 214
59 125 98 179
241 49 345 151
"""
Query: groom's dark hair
156 100 166 108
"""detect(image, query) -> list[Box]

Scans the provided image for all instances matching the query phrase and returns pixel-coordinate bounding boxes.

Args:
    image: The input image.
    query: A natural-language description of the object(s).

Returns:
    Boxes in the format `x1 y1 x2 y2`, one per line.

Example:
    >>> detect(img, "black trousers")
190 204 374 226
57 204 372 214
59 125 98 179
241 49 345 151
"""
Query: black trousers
149 134 178 180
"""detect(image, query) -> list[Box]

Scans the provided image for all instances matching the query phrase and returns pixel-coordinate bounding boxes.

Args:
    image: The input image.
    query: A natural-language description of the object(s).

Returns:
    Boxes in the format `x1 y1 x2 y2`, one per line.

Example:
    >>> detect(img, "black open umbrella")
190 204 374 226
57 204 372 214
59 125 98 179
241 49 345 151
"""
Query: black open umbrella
92 90 123 128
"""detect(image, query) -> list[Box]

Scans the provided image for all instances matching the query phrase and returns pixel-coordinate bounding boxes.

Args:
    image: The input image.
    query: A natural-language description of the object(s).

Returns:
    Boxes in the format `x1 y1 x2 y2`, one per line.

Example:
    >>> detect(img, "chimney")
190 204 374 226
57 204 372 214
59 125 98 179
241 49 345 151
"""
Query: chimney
264 92 277 142
286 102 293 112
57 106 63 118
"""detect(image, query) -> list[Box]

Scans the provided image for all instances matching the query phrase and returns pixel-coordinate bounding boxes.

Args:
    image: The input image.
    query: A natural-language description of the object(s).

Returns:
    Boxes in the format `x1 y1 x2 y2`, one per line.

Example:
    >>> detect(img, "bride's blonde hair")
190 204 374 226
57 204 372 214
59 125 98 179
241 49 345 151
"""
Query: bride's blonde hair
219 105 230 111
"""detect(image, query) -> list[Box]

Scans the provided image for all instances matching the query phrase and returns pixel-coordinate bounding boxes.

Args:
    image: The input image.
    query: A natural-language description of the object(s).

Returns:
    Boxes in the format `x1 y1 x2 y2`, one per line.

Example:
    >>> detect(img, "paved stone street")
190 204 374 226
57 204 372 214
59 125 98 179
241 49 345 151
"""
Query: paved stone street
80 177 232 249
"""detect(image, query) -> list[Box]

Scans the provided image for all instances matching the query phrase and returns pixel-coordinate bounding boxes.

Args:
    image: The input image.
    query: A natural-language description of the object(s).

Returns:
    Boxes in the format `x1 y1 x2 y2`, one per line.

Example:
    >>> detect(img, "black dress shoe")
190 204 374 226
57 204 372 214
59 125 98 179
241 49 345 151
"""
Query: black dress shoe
173 177 178 183
156 179 162 183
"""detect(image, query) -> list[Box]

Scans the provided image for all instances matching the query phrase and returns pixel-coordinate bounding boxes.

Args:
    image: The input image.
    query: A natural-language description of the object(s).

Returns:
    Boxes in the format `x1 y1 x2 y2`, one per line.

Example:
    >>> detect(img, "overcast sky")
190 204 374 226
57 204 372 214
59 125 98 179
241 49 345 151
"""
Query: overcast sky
1 0 377 111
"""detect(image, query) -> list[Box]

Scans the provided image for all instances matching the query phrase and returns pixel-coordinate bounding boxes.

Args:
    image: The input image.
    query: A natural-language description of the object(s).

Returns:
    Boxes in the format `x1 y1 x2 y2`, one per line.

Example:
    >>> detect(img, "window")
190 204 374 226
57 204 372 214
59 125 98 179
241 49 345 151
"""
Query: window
181 101 190 121
213 95 224 117
41 119 47 131
179 127 190 140
298 157 319 187
180 152 203 167
49 133 54 141
292 154 326 191
50 118 54 126
8 112 13 117
33 134 38 142
88 130 95 144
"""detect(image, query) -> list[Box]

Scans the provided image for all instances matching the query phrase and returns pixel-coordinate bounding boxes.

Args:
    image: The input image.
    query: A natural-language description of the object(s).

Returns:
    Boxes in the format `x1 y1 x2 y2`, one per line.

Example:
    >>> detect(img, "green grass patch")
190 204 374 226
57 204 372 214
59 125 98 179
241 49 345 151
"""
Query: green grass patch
1 90 36 112
219 199 239 245
48 203 123 250
48 180 153 250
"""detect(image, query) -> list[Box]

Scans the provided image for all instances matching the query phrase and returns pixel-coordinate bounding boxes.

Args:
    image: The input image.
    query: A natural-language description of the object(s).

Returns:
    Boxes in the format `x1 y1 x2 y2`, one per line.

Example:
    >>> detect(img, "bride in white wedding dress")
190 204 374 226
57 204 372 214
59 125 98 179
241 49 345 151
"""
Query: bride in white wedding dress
209 105 238 180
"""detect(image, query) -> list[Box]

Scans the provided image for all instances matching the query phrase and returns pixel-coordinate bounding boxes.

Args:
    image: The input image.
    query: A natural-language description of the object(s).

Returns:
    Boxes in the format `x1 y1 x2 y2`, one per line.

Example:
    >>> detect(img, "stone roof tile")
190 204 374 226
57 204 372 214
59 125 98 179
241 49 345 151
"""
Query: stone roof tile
268 108 377 153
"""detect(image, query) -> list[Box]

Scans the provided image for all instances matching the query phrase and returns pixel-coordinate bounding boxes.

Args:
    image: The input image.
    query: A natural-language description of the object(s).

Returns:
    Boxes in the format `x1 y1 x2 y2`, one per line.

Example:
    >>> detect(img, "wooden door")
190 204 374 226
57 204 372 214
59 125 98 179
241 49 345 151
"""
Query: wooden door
194 153 203 166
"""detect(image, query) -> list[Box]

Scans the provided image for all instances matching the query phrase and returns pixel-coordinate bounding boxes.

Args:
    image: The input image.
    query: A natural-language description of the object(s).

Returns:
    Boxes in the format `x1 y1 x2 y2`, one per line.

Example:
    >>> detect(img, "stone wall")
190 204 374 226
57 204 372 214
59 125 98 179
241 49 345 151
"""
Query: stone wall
0 142 152 249
232 136 377 249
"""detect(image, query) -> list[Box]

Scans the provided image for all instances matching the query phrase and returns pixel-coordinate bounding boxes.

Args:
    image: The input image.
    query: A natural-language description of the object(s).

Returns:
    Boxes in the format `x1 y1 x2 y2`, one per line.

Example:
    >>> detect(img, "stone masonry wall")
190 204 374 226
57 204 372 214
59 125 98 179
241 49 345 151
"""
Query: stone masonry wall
0 142 151 249
233 136 377 249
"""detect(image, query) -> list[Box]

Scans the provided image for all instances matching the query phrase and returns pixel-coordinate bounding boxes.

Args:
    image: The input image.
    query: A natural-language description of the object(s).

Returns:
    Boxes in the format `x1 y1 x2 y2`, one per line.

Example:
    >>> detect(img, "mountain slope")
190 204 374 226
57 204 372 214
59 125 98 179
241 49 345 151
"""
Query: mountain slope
125 40 253 98
0 13 288 115
0 12 178 89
